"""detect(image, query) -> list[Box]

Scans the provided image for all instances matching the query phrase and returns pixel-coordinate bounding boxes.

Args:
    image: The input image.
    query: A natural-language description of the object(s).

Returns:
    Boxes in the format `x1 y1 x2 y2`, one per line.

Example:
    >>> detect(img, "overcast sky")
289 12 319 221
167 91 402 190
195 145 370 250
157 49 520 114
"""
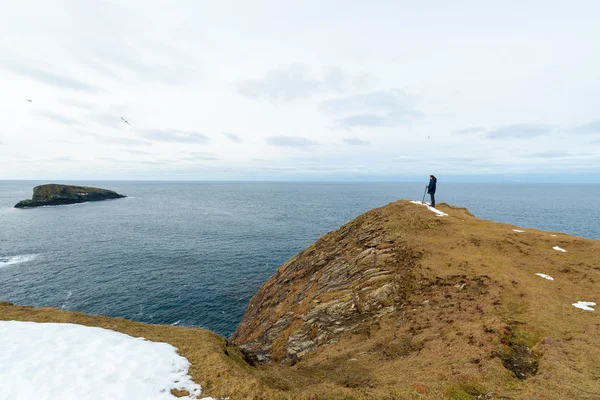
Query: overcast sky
1 1 599 181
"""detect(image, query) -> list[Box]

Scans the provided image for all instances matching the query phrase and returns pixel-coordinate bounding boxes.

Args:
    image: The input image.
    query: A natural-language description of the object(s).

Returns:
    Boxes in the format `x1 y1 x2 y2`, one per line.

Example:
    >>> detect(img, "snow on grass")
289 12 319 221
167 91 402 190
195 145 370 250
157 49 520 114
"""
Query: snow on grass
513 229 525 233
553 246 567 253
535 273 554 281
0 321 216 400
409 201 448 216
572 301 596 311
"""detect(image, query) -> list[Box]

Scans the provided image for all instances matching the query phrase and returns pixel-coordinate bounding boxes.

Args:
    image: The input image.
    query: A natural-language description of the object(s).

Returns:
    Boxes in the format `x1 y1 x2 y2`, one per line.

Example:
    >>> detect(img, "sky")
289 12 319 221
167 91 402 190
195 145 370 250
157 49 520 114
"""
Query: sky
1 1 599 182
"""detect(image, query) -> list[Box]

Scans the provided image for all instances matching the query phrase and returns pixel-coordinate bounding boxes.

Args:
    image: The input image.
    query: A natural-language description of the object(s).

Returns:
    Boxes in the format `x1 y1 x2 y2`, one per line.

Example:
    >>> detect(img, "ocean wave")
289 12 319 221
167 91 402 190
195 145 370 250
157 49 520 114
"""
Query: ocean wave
0 254 38 268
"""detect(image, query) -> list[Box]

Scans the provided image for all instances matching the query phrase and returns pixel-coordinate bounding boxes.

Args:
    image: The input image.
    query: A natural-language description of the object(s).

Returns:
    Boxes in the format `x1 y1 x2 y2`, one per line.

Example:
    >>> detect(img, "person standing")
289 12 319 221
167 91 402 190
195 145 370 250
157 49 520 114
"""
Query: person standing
426 175 437 207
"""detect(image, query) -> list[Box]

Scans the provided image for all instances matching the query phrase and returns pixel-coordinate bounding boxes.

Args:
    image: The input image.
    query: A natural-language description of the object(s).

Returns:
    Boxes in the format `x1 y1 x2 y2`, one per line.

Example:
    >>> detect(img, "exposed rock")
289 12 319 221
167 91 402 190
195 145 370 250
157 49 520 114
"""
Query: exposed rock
232 203 423 364
14 184 126 208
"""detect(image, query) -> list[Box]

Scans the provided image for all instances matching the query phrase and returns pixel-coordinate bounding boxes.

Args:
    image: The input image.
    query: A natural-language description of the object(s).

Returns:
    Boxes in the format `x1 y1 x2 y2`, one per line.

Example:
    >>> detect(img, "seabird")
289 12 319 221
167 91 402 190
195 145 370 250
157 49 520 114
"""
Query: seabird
26 99 32 102
121 117 131 126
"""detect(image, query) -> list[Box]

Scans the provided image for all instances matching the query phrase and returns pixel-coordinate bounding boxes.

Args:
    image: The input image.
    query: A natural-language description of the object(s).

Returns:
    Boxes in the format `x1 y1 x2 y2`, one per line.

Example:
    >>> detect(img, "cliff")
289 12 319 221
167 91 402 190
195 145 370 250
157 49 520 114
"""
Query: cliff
14 184 126 208
231 200 600 399
2 200 599 399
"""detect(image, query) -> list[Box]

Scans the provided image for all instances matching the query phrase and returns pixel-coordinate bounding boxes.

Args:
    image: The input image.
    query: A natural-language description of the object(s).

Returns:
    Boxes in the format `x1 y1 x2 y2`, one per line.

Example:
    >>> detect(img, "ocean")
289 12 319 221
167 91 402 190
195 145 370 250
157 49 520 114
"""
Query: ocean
1 181 598 337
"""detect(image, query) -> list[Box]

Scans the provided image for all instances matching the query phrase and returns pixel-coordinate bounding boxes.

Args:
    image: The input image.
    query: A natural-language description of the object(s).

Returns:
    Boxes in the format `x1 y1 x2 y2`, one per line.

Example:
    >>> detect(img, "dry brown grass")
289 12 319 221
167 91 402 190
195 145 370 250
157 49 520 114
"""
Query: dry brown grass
0 302 282 399
2 200 599 399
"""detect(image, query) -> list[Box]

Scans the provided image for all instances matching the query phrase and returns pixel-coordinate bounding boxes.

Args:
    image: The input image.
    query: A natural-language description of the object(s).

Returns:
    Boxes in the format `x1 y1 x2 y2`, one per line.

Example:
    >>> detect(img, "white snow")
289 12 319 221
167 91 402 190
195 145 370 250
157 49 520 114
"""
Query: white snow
0 254 38 268
513 229 525 233
0 321 216 400
553 246 567 253
535 273 554 281
409 201 448 216
572 301 596 311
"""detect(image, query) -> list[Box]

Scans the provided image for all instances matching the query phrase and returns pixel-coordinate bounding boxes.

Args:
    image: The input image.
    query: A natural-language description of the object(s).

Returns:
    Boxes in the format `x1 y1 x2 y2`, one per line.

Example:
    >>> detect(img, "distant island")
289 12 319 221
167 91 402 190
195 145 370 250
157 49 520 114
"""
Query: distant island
14 184 126 208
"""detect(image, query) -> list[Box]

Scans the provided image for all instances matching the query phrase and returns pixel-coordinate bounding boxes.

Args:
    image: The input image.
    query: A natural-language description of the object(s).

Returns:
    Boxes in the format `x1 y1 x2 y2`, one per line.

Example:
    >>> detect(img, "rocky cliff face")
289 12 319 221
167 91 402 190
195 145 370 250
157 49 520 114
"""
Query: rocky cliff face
15 184 126 208
232 201 433 364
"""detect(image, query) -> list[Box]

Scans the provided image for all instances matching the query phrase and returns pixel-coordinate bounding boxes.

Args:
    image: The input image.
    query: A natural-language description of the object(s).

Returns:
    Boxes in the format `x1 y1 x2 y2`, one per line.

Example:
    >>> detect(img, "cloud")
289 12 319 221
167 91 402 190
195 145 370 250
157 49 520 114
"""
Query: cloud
485 124 551 139
119 149 153 155
47 156 78 162
33 111 82 126
572 120 600 134
181 152 219 161
266 136 318 148
343 138 370 146
139 129 210 143
89 113 129 129
236 65 378 103
322 67 378 92
320 89 422 128
0 59 99 92
223 133 242 143
453 126 486 135
237 65 320 102
84 132 152 147
391 156 420 162
136 160 171 165
525 150 570 158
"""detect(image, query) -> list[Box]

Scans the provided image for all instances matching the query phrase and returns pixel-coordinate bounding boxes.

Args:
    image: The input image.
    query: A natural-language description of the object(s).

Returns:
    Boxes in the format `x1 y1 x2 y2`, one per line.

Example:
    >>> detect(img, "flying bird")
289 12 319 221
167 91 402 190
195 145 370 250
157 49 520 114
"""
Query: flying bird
121 117 131 126
26 99 32 102
428 136 431 139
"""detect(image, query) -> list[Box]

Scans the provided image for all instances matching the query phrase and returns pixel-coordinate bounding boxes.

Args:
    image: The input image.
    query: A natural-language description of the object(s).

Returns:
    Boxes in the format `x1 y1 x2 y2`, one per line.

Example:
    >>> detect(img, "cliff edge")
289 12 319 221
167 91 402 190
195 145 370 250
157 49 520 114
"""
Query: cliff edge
231 200 599 399
14 184 126 208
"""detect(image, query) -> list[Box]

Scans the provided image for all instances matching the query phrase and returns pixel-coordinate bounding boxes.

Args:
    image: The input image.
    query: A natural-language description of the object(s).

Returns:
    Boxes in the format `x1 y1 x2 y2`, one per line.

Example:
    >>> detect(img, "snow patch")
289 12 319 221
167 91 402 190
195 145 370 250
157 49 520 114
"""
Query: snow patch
0 321 216 399
409 201 448 216
572 301 596 311
0 254 38 268
513 229 525 233
553 246 567 253
535 273 554 281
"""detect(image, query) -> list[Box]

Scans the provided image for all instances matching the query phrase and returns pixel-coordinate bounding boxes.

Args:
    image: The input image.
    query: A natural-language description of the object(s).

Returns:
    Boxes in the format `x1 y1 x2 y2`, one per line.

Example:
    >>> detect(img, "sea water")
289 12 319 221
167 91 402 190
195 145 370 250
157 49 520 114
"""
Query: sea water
1 181 598 336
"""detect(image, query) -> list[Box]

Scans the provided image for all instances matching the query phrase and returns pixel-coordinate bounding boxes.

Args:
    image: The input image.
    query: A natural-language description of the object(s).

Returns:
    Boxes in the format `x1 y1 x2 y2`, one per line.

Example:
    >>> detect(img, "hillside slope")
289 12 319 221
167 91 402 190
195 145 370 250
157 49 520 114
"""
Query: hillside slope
232 200 600 399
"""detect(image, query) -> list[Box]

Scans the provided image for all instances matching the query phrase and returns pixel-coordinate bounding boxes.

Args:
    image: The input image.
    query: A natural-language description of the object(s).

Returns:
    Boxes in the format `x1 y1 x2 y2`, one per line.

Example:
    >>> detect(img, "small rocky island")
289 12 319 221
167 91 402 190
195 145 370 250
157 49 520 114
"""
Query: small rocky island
14 184 126 208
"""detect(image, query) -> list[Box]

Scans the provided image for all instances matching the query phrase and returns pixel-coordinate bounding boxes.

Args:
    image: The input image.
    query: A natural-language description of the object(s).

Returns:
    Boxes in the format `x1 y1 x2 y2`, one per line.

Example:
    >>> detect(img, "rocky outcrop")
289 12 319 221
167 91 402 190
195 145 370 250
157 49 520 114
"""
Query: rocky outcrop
14 184 126 208
232 202 426 364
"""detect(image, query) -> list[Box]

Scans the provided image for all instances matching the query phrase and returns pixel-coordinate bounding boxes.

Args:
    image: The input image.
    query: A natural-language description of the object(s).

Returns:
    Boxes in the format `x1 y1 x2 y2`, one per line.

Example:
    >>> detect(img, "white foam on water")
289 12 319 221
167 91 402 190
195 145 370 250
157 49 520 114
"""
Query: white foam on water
61 291 73 310
0 254 38 268
535 273 554 281
0 321 217 399
553 246 567 253
409 201 448 217
513 229 525 233
572 301 596 311
41 202 86 207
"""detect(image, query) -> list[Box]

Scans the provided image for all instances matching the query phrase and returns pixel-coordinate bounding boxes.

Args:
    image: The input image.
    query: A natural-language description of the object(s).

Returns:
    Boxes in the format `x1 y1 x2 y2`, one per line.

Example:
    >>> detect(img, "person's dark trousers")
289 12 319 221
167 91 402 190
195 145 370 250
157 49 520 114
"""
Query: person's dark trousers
430 193 435 207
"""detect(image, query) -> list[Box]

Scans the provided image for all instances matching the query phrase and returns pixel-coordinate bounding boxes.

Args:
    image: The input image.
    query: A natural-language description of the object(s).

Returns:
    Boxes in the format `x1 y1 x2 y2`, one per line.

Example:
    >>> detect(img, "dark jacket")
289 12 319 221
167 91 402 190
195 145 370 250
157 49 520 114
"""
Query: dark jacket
427 177 437 194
